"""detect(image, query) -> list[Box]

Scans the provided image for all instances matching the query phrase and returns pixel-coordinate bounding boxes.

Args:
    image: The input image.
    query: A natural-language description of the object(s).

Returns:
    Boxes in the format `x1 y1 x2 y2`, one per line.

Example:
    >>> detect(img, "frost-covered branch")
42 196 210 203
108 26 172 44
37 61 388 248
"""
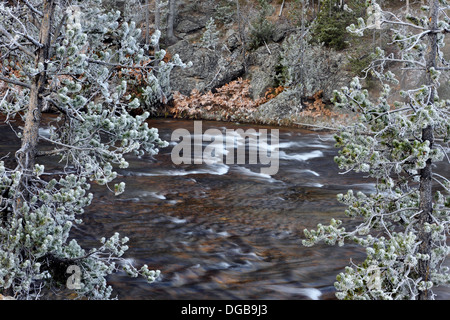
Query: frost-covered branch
0 75 31 89
0 25 37 59
0 0 185 300
304 0 450 300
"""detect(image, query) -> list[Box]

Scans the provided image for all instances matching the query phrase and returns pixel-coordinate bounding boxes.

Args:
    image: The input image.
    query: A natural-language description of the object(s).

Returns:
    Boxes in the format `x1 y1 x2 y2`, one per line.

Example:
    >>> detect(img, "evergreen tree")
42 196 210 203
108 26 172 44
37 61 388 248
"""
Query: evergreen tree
311 0 365 50
249 0 274 49
303 0 449 300
201 17 220 51
0 0 187 299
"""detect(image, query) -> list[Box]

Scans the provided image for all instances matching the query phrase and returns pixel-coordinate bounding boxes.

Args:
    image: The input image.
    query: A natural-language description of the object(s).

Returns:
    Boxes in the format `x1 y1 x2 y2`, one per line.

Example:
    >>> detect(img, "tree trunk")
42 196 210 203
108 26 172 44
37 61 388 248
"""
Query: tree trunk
15 0 55 201
154 0 160 51
417 0 438 300
235 0 248 73
145 0 150 45
166 0 176 44
155 0 161 31
300 0 306 101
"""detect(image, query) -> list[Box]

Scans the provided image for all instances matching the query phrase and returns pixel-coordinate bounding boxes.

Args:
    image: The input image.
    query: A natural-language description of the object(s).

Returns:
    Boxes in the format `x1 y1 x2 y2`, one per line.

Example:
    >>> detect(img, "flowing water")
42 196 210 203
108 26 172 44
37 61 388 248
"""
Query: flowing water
1 117 448 300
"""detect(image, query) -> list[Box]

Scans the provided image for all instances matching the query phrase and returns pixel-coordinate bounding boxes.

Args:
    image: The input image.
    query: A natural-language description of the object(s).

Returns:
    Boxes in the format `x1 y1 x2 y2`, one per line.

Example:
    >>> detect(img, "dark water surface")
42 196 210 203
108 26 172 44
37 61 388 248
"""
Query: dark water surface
76 119 372 300
1 117 448 300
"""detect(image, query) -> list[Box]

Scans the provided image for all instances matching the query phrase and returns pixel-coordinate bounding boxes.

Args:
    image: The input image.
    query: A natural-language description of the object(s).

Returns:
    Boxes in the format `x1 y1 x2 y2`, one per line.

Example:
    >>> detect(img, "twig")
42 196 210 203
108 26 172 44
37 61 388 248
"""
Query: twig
85 58 154 70
36 148 68 157
279 0 285 17
0 88 9 105
264 41 271 55
205 65 226 91
23 0 43 17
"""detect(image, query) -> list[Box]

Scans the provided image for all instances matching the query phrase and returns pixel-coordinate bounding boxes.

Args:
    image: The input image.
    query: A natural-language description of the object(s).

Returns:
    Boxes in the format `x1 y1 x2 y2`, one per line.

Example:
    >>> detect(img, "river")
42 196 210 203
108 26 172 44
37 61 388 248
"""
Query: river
1 117 448 300
72 119 374 300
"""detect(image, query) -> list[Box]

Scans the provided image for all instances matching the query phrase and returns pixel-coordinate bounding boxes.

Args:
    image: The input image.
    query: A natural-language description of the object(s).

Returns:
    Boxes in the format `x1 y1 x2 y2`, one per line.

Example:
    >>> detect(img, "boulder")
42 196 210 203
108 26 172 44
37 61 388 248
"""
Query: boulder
252 89 303 125
225 29 240 51
299 44 351 102
175 19 203 34
167 40 245 95
247 43 281 100
272 21 291 43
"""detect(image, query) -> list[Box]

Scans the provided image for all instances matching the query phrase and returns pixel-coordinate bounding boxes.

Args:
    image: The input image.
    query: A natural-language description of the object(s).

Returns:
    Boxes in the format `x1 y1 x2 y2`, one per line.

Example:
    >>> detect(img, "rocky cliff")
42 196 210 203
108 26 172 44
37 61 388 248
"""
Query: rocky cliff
162 0 355 125
103 0 450 126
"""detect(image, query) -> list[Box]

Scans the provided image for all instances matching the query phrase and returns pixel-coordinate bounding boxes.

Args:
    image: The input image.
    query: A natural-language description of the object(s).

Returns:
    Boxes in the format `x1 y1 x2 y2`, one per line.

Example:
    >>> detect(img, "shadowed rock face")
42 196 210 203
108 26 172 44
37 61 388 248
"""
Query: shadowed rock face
166 32 351 125
167 40 246 96
104 0 450 121
104 0 353 123
159 1 352 100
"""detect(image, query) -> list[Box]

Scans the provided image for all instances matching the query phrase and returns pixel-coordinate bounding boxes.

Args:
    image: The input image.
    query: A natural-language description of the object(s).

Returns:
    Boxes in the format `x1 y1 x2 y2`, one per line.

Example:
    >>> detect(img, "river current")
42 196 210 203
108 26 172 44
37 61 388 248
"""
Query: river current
76 119 372 300
1 117 448 300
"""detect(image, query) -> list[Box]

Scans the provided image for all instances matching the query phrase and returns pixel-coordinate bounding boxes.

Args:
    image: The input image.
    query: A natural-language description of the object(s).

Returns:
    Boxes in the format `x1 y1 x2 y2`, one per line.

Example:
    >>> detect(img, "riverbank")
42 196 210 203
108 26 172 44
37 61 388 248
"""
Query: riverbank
156 80 355 132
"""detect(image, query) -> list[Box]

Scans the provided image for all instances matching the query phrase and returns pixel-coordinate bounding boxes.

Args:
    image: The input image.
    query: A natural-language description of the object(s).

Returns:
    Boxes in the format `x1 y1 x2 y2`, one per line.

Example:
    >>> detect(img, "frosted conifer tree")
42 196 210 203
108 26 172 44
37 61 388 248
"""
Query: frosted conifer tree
303 0 449 300
201 17 220 51
0 0 188 299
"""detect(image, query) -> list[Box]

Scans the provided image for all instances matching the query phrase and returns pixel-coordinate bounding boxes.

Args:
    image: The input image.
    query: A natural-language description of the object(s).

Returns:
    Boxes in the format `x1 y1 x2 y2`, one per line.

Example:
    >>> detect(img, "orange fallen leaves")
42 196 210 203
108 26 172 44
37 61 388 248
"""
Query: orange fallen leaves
301 90 346 121
169 78 285 121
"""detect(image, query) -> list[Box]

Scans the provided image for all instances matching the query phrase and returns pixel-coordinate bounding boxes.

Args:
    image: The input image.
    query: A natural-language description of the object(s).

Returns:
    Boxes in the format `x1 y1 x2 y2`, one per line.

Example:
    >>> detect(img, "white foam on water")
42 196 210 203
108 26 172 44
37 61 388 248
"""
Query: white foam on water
233 166 282 183
168 216 187 224
38 127 53 138
279 150 323 162
215 262 232 269
265 285 322 300
308 143 332 149
118 257 136 267
217 231 230 237
145 192 166 200
302 169 320 177
230 248 262 260
306 182 324 188
136 163 230 177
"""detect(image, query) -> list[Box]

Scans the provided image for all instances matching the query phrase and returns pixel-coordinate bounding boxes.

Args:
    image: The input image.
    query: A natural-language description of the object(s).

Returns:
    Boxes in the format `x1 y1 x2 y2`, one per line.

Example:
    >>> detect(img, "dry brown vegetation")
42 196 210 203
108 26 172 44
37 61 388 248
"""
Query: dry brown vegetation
168 78 285 121
301 90 347 121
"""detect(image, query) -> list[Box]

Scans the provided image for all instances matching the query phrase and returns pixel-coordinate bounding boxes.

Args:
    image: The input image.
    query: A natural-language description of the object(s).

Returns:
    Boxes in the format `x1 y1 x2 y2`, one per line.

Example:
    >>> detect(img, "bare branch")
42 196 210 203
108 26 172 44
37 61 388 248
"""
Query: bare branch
22 34 44 49
0 74 31 89
38 134 95 152
85 58 154 70
45 97 86 122
382 18 426 31
36 148 67 157
372 57 426 68
22 0 43 17
0 26 36 59
51 13 67 45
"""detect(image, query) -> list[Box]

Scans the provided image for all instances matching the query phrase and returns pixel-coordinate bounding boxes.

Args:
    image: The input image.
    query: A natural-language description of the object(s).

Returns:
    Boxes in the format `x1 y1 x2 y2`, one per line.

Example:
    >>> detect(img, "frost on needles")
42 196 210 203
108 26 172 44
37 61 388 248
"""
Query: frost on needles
303 0 450 300
0 0 188 299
